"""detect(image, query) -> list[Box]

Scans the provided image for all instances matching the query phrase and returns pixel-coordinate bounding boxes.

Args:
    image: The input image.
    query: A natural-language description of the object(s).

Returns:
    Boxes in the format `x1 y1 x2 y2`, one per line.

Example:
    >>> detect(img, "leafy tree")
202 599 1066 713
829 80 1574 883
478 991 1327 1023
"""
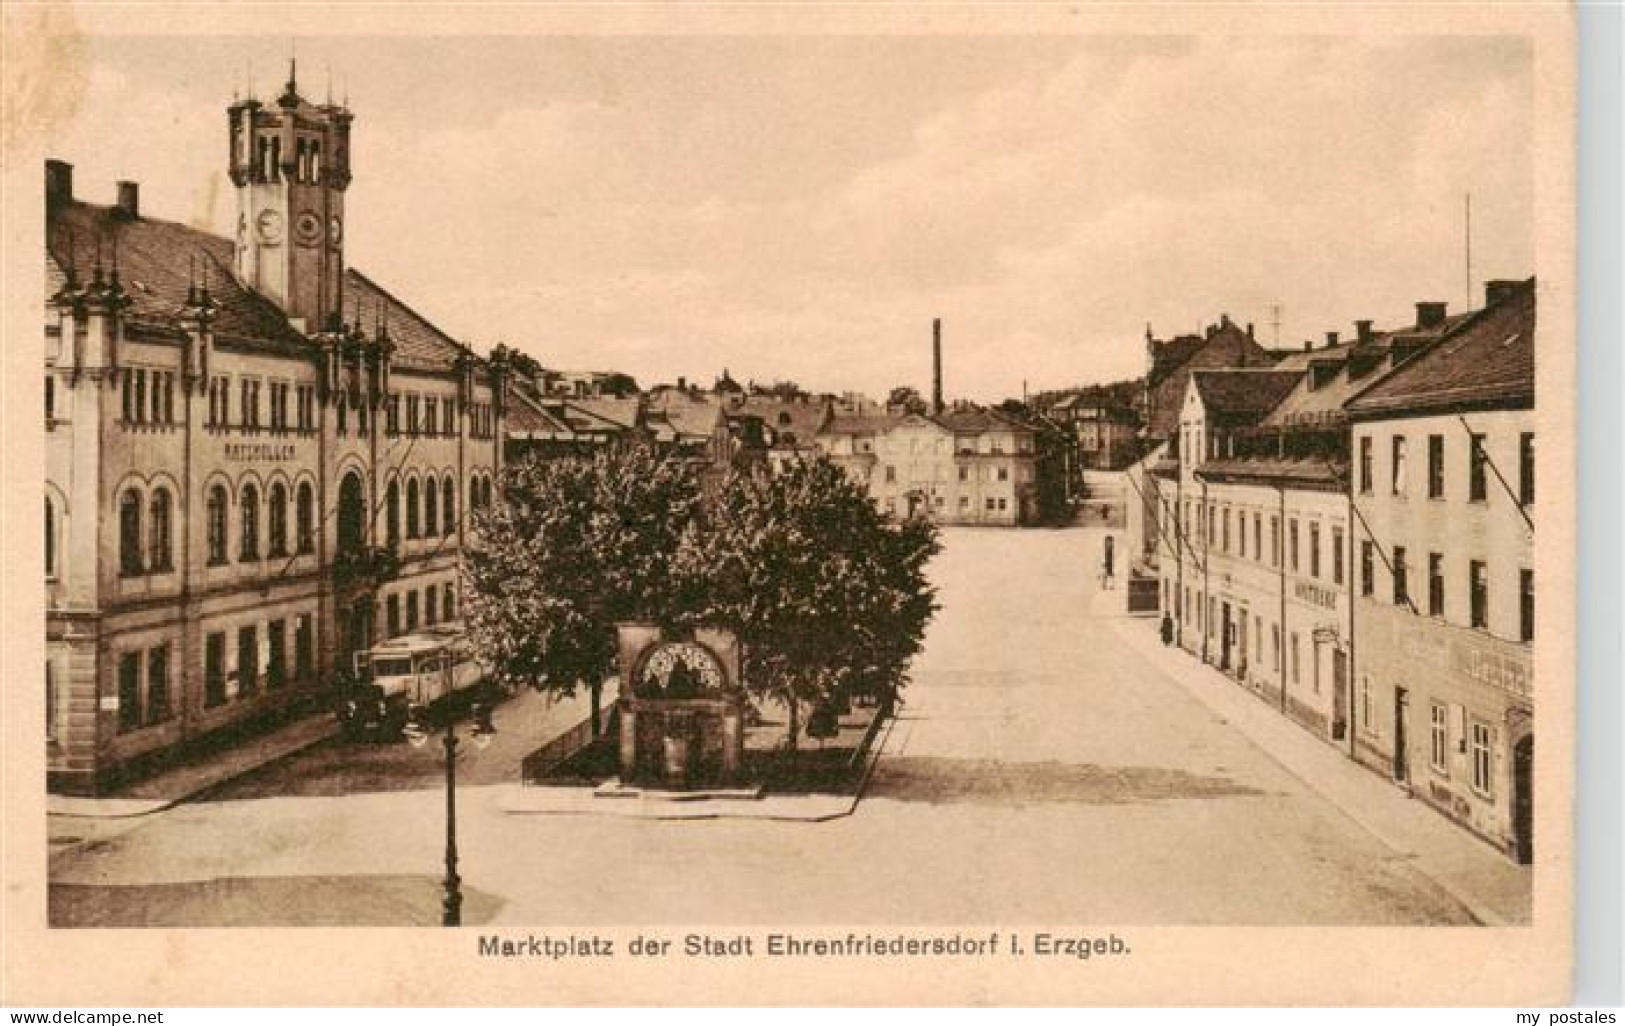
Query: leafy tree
462 444 703 734
887 386 928 415
672 458 940 749
601 371 641 398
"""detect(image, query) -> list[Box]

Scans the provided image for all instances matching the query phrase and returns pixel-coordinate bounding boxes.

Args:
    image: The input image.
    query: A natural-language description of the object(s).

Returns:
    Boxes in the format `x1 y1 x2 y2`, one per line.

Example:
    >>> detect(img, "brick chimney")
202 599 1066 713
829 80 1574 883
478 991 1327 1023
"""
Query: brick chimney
115 180 140 220
1325 331 1339 348
45 160 73 209
1415 301 1448 329
1355 319 1374 344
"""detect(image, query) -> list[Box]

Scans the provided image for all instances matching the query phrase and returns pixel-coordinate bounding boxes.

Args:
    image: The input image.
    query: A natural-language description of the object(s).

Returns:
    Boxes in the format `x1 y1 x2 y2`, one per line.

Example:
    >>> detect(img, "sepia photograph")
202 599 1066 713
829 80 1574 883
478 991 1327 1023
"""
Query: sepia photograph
2 0 1580 1008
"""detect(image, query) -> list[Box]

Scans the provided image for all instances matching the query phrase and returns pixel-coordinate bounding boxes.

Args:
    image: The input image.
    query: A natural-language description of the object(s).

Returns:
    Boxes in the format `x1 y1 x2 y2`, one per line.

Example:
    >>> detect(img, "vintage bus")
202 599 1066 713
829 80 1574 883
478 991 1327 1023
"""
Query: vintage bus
338 622 494 739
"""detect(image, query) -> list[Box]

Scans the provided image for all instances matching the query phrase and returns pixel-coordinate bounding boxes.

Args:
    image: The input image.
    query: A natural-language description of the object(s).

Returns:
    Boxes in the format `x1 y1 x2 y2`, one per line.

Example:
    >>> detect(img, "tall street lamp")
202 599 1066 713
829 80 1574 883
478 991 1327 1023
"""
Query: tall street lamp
406 699 496 927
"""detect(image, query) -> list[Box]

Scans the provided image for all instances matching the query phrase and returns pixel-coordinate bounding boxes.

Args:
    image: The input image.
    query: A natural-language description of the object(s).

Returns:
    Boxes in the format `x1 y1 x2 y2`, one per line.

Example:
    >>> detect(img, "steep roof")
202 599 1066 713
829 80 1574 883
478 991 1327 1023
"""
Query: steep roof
570 396 643 431
47 199 309 353
1347 279 1535 417
723 395 830 444
1189 369 1303 420
820 412 903 436
345 270 470 373
46 194 475 373
932 406 1034 435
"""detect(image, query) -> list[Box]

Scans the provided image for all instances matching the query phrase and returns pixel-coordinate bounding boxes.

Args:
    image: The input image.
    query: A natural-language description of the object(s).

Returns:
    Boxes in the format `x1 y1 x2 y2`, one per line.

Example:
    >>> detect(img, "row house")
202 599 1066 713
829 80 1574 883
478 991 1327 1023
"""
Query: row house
43 69 504 794
1142 280 1536 862
1344 279 1537 862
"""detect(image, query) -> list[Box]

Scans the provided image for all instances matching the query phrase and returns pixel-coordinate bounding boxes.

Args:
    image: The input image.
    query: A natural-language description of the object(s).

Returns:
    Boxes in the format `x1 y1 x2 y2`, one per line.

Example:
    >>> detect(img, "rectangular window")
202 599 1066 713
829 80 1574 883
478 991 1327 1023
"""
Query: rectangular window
444 587 456 622
241 379 252 429
985 498 997 512
1469 433 1488 502
1520 569 1534 643
1430 703 1449 775
1271 624 1280 672
118 651 142 733
1429 553 1445 617
133 370 147 423
885 466 896 484
1309 522 1321 579
1470 560 1489 629
387 594 401 638
1289 519 1299 573
238 625 258 697
1290 633 1300 685
1391 436 1407 495
1519 433 1535 505
1253 513 1262 562
1470 721 1494 796
996 467 1008 482
1238 509 1247 558
205 632 226 707
1222 508 1231 553
1392 546 1409 607
1359 436 1373 494
147 644 170 724
1332 526 1344 585
1428 435 1445 498
1361 541 1374 597
406 591 419 632
267 619 286 690
45 375 55 422
426 585 439 625
958 466 968 482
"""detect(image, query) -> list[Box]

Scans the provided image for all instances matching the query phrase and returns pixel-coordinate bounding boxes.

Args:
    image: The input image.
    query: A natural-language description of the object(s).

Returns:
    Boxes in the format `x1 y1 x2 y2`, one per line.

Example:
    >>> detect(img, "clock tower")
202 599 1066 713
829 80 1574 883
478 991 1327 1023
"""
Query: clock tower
229 61 352 333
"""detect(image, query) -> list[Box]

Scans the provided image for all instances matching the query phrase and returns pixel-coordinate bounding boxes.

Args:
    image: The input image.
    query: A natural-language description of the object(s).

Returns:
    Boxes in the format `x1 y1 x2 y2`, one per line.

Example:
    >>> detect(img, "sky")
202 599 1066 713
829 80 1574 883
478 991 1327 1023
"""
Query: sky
45 34 1534 403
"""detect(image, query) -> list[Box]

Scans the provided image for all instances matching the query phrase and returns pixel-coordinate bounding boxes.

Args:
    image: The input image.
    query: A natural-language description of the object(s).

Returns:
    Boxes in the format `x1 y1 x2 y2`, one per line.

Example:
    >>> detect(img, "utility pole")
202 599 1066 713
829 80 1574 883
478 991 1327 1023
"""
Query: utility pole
1465 193 1473 311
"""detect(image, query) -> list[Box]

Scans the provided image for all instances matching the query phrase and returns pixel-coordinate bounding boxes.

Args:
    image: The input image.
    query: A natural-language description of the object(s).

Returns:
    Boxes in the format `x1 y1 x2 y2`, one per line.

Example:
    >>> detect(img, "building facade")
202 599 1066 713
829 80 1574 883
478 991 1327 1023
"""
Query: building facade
818 408 1038 526
1344 280 1536 862
44 69 504 794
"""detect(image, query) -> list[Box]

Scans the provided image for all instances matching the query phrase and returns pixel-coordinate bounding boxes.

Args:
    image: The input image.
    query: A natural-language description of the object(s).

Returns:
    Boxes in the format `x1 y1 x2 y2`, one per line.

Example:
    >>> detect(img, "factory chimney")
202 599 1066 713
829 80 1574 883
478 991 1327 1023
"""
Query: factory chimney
932 318 944 415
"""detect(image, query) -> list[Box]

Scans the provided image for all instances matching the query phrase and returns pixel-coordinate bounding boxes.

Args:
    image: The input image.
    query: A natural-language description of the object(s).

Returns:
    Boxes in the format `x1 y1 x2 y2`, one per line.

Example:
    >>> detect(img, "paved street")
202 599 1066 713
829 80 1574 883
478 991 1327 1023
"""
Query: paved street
50 526 1487 927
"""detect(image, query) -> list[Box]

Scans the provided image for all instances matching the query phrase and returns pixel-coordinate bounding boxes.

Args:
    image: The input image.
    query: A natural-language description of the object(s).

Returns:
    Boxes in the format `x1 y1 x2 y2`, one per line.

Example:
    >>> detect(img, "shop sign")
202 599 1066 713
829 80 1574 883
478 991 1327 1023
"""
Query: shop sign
225 442 297 463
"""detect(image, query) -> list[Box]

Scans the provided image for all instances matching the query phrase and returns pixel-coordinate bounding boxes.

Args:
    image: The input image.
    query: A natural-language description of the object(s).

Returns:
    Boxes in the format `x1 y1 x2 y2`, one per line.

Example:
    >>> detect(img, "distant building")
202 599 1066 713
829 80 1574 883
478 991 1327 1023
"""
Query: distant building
1142 315 1274 444
819 406 1039 525
1344 279 1536 863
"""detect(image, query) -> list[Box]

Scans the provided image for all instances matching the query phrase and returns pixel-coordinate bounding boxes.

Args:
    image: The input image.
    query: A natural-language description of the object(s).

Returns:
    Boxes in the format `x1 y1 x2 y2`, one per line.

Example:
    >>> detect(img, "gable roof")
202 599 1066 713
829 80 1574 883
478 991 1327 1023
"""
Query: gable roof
1189 369 1303 421
1347 279 1535 417
47 199 310 353
345 270 470 373
820 412 903 436
723 395 831 444
932 406 1034 435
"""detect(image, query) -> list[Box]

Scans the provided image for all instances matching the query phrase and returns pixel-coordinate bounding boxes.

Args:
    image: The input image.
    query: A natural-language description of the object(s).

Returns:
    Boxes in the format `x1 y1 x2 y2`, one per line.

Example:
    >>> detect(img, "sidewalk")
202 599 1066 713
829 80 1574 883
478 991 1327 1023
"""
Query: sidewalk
47 713 341 819
1105 611 1532 926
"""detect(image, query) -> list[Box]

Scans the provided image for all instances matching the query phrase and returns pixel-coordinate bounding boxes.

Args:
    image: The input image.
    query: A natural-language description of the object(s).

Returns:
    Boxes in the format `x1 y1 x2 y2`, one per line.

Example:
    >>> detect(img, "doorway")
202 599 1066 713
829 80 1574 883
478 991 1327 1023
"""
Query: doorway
1331 649 1349 738
1392 686 1410 783
1513 734 1534 864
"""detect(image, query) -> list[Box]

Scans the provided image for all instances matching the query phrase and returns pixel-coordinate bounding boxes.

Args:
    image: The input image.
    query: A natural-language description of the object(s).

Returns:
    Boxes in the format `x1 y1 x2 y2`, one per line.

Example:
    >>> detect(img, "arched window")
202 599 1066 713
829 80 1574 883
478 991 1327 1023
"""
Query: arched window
443 586 455 622
337 473 365 554
268 483 288 557
239 483 260 561
296 482 315 555
119 489 143 576
149 487 172 571
424 477 438 538
442 478 456 536
44 496 56 579
406 478 420 539
207 485 228 565
386 480 401 548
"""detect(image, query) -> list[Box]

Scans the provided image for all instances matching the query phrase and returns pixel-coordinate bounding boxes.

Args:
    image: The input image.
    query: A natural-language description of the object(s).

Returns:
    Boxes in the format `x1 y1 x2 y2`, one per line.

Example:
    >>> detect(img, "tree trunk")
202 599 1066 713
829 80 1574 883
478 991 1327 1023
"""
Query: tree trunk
784 693 800 752
590 679 603 737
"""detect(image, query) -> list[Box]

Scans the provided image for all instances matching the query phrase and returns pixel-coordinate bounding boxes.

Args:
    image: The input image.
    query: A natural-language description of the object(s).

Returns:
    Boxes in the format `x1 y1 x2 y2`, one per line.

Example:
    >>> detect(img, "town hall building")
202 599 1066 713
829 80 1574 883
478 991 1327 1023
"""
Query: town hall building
44 66 506 794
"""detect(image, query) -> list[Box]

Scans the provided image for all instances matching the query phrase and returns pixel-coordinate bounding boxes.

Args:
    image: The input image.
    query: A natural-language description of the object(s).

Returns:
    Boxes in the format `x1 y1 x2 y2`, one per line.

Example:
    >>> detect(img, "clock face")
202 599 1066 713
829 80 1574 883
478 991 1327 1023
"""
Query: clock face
255 209 283 244
328 216 343 245
295 210 322 247
638 642 726 696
